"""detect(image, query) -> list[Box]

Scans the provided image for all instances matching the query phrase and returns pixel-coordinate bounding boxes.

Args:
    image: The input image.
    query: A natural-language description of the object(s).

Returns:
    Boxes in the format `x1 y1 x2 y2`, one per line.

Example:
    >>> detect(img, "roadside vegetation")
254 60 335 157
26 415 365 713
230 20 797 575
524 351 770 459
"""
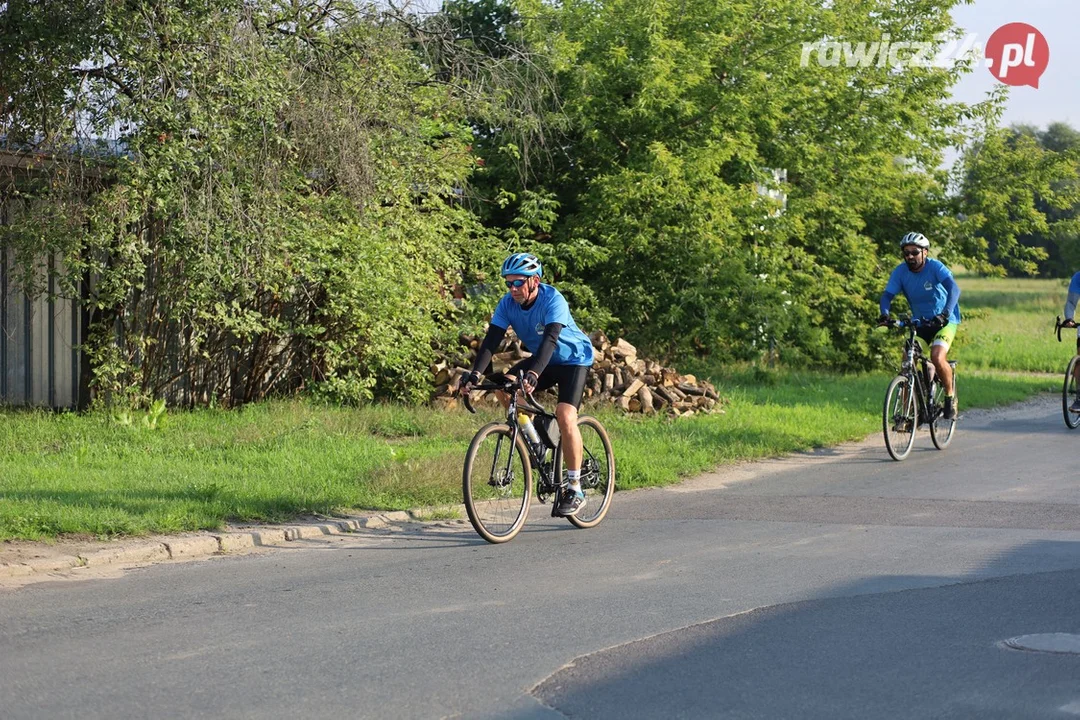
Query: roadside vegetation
0 273 1064 541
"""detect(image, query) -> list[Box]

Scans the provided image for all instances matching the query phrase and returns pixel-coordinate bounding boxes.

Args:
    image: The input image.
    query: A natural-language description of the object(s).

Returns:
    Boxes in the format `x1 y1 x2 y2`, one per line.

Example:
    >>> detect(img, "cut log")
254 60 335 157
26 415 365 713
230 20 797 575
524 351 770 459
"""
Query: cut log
611 338 638 358
652 386 676 404
637 386 655 413
622 378 645 398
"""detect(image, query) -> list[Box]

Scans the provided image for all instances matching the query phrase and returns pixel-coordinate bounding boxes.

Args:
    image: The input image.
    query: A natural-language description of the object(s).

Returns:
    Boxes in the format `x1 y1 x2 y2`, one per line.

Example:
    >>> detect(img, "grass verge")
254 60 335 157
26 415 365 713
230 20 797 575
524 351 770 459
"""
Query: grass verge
0 370 1057 541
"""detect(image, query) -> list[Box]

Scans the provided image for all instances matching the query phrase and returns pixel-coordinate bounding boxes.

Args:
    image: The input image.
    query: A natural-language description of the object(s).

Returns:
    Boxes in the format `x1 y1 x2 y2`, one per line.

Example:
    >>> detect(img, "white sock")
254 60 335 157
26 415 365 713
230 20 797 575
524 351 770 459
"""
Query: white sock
567 469 582 494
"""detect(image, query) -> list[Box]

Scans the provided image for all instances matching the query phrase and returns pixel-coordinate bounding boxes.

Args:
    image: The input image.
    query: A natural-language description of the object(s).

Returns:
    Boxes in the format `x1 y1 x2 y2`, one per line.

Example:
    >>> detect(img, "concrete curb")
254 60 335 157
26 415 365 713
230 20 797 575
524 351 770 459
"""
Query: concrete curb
0 510 450 582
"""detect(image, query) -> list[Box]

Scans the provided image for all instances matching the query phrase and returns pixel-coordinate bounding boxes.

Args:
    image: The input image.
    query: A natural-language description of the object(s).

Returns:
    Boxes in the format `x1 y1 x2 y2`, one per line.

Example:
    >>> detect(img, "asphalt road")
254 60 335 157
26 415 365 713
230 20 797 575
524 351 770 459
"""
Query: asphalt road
2 395 1079 719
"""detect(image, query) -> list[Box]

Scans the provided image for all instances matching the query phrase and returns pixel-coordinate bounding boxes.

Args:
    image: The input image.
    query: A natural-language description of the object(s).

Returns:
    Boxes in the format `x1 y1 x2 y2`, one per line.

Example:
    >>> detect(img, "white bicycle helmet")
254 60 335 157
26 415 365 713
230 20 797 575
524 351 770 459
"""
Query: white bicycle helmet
900 232 930 249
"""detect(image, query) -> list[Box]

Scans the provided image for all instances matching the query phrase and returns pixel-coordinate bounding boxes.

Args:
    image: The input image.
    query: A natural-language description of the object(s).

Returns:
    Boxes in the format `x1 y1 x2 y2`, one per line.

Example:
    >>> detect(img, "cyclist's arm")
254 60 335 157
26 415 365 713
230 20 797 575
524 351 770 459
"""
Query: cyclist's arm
941 274 960 319
468 324 508 378
1066 273 1080 321
523 323 564 379
879 290 896 317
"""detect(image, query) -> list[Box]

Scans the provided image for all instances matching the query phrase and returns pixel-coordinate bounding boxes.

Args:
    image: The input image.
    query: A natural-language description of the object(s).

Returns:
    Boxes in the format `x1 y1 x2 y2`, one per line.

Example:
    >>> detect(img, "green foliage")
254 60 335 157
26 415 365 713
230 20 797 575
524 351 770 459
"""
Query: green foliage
6 0 1075 399
0 0 510 405
953 123 1080 277
466 0 983 369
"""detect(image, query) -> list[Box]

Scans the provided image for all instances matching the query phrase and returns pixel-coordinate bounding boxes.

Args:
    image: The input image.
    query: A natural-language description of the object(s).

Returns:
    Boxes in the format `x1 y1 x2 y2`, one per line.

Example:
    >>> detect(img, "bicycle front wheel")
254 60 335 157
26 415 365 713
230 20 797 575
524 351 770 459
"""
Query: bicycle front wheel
883 375 917 461
1064 355 1080 429
463 422 533 543
554 415 615 528
930 373 956 450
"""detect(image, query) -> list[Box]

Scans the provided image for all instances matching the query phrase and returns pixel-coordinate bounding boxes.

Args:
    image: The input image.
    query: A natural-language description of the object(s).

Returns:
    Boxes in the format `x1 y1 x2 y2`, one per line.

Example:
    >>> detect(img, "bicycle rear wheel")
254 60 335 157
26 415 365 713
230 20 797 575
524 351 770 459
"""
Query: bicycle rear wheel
883 375 917 461
554 415 615 528
1063 355 1080 429
929 371 956 449
463 422 532 543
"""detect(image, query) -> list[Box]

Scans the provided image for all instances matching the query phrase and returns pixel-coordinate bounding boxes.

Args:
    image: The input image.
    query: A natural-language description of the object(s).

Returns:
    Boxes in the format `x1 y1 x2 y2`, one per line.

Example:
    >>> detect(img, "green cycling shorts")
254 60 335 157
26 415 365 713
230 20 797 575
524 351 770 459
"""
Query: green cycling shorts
914 322 957 352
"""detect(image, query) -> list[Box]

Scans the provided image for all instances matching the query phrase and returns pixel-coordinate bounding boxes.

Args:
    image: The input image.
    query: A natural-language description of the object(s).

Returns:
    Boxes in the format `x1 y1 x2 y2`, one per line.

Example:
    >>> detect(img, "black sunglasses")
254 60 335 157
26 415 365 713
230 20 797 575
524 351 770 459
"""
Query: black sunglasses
505 278 529 288
901 248 923 258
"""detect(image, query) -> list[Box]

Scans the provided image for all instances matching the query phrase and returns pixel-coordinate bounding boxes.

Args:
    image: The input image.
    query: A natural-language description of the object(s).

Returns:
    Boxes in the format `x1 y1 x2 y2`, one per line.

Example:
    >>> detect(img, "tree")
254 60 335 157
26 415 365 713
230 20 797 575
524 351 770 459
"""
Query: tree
953 122 1080 276
464 0 983 367
0 0 514 405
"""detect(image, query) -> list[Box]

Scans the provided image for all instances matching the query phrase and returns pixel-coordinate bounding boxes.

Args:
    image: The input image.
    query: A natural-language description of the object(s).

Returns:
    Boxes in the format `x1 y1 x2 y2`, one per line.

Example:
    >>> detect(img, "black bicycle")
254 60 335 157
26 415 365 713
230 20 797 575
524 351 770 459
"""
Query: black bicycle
1054 316 1080 429
461 377 615 543
879 317 958 460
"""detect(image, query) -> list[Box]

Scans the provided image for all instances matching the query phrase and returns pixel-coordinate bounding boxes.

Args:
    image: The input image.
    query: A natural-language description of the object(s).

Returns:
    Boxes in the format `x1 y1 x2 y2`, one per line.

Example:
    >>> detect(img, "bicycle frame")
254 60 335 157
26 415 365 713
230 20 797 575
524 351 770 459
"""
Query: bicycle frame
464 378 566 507
891 319 937 425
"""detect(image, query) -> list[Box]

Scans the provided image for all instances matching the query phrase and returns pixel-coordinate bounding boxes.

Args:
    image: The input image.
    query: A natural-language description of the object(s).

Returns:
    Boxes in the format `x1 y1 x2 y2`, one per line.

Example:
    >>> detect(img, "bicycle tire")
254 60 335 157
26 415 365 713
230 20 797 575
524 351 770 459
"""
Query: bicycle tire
554 415 615 528
883 375 917 461
463 422 533 543
929 372 956 450
1064 355 1080 430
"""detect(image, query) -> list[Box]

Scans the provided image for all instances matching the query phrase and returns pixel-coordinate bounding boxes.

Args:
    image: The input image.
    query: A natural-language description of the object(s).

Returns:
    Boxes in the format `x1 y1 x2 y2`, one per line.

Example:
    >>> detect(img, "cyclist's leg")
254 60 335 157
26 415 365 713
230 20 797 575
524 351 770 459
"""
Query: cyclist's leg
930 324 957 396
525 364 583 470
549 366 588 468
541 365 589 516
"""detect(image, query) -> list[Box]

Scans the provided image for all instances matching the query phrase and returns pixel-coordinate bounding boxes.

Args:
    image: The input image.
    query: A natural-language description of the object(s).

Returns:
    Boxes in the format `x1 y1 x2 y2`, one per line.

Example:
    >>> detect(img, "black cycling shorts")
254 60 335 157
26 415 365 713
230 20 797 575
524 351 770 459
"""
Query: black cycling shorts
486 360 590 409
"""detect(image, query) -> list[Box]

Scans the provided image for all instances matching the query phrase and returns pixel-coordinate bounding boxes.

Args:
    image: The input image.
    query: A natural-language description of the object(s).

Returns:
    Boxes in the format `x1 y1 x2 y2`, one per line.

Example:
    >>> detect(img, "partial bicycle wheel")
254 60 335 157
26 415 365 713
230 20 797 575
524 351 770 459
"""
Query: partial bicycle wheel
883 375 917 461
1063 355 1080 429
554 415 615 528
929 373 957 449
463 422 533 543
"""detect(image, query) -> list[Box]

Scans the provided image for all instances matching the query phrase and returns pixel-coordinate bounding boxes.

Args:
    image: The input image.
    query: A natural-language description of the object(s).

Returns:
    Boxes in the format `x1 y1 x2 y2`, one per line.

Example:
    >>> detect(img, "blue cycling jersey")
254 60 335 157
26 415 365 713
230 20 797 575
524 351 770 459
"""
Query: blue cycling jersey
882 258 961 324
490 284 594 366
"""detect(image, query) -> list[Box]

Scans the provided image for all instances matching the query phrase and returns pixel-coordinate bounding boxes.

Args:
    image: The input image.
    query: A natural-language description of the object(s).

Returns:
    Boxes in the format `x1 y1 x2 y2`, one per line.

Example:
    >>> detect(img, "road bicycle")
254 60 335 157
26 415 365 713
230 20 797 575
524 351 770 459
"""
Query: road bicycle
461 377 615 543
1054 316 1080 429
878 317 958 461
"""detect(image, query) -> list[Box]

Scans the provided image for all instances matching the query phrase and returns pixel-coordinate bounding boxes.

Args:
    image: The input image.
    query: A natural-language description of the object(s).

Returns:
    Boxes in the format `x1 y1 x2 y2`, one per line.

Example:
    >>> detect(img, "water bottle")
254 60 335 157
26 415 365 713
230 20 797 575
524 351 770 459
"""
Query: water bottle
517 413 545 463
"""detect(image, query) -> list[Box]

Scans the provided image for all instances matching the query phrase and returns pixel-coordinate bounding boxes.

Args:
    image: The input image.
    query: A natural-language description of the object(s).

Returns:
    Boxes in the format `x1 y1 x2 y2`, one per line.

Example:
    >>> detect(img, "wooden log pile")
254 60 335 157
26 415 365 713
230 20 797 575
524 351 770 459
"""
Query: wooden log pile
431 329 723 418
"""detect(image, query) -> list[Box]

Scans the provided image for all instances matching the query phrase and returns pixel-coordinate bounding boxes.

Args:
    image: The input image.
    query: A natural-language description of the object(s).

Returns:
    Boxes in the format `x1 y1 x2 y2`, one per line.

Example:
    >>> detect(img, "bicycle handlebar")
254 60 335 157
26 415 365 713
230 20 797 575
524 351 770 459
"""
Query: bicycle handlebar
1055 315 1077 342
877 316 925 330
461 375 546 415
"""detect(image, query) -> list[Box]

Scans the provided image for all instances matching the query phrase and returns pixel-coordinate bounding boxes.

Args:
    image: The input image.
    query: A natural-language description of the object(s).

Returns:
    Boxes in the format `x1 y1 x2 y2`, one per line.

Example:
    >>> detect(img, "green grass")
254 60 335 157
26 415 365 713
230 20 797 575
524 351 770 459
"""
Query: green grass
0 369 1057 541
0 275 1070 542
954 275 1073 373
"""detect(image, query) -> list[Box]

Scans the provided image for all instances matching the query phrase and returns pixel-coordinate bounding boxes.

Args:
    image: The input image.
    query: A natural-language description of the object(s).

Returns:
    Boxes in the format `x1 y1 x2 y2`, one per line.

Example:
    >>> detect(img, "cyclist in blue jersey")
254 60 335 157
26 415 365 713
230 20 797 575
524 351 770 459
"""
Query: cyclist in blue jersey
1060 271 1080 412
458 252 595 517
878 232 962 420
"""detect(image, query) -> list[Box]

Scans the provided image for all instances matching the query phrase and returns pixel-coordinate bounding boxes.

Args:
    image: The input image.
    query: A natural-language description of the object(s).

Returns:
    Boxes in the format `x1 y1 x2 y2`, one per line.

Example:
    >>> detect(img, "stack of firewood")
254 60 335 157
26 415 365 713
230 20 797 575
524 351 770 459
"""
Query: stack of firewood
431 329 723 418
